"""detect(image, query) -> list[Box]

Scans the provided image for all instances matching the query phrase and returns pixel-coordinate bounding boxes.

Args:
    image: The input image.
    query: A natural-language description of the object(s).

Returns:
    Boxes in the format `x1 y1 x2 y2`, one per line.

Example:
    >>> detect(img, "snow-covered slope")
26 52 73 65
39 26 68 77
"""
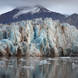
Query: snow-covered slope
13 7 40 18
13 5 51 18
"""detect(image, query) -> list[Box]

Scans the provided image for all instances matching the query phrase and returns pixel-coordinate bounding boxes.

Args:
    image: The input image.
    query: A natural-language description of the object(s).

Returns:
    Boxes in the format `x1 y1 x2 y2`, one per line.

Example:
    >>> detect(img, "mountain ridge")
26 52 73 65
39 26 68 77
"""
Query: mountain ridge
0 5 78 28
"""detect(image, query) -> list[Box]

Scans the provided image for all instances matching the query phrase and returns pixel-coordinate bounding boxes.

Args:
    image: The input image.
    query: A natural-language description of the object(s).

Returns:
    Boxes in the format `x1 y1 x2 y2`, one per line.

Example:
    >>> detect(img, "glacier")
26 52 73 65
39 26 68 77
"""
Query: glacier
0 18 78 57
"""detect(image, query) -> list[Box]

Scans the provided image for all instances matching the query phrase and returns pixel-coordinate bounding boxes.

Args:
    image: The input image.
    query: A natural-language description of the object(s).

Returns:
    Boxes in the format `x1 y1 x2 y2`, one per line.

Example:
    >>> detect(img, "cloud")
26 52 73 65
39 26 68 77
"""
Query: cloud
0 0 78 15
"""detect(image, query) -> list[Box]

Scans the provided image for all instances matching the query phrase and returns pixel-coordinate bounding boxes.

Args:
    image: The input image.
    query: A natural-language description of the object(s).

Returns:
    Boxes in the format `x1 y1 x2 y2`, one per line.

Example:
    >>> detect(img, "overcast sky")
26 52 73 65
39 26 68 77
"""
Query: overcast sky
0 0 78 15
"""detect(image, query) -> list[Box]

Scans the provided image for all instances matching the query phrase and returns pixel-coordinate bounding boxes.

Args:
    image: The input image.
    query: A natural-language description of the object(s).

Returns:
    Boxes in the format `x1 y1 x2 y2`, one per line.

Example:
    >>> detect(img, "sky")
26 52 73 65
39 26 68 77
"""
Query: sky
0 0 78 15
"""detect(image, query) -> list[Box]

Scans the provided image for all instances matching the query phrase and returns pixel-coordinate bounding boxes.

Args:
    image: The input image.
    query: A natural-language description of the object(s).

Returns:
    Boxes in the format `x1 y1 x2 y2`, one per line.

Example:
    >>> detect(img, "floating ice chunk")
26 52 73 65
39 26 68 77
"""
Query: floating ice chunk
21 65 34 69
72 63 78 69
47 58 58 61
39 60 50 65
0 61 6 67
60 57 71 59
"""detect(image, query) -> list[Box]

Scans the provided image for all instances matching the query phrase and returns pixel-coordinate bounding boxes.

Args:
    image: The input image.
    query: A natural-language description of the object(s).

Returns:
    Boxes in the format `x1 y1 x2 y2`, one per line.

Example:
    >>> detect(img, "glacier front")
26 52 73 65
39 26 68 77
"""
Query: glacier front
0 18 78 57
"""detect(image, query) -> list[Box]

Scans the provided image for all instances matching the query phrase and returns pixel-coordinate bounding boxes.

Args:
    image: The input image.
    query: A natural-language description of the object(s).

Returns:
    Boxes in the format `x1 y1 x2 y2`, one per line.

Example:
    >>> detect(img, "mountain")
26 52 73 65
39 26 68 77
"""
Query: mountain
0 5 78 28
0 5 65 23
66 13 78 27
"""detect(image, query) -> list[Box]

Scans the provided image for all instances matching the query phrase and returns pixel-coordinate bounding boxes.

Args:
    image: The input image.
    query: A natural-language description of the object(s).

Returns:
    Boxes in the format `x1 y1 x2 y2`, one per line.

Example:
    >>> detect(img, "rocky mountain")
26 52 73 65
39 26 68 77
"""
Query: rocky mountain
66 13 78 28
0 5 78 28
0 18 78 57
0 5 65 23
0 6 67 25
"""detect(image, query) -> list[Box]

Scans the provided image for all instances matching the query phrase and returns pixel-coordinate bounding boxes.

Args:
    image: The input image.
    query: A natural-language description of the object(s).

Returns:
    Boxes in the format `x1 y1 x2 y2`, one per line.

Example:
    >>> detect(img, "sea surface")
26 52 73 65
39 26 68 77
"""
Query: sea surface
0 56 78 78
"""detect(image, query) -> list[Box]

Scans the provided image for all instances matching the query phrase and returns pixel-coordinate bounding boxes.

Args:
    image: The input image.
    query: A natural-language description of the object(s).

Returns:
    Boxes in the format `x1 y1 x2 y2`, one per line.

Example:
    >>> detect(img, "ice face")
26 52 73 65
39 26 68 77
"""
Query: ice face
0 18 78 56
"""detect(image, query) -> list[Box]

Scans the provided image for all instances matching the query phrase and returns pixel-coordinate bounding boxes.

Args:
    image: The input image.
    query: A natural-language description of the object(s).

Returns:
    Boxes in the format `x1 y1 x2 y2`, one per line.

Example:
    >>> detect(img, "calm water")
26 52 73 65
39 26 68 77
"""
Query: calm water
0 57 78 78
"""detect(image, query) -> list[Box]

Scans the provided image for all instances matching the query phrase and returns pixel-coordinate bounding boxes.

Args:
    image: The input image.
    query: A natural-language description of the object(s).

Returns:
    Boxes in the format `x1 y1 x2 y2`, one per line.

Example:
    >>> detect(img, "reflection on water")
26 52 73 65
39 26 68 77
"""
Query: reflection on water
0 57 78 78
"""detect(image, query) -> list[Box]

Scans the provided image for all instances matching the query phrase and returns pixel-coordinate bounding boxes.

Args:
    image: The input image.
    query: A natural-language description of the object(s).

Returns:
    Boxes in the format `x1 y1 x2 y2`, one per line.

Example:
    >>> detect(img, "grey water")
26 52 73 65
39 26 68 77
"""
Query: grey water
0 57 78 78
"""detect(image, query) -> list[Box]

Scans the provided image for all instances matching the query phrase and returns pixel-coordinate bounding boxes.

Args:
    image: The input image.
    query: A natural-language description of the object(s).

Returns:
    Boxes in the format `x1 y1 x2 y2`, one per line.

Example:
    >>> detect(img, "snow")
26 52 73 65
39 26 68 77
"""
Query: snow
13 6 40 18
13 5 51 19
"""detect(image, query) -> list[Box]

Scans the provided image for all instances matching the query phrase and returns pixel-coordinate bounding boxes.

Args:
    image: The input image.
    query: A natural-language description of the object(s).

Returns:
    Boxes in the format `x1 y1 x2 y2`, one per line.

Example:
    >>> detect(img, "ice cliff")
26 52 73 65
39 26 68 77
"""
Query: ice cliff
0 18 78 57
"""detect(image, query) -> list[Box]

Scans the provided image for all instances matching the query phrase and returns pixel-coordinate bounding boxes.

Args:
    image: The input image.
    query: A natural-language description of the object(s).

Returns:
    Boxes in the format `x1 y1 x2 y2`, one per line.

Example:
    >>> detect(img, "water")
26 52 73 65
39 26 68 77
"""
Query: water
0 57 78 78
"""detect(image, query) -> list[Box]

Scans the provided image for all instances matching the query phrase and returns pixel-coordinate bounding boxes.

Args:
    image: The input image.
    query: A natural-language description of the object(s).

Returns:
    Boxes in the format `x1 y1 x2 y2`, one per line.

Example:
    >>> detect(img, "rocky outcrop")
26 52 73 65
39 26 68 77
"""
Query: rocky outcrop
0 18 78 57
